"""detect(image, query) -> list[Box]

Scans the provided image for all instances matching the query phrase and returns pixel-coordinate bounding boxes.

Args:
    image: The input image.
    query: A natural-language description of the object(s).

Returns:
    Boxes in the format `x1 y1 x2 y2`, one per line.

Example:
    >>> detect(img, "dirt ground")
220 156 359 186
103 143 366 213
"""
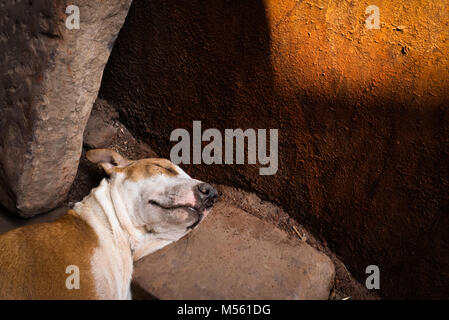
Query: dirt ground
68 99 378 300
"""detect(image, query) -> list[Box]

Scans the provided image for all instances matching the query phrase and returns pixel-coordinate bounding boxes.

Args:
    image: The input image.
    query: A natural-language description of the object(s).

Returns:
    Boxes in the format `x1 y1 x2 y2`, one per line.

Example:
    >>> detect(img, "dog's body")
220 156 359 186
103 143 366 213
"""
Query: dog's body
0 149 217 299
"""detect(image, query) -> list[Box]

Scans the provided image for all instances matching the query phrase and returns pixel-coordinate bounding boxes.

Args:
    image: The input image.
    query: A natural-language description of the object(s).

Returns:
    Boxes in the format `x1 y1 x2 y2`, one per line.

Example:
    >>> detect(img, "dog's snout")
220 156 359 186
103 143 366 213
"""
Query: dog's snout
196 183 218 207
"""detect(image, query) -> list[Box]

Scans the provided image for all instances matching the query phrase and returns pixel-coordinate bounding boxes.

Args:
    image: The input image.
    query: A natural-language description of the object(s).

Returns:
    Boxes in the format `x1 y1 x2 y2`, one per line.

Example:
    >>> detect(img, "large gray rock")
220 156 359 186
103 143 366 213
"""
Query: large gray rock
0 1 132 217
132 203 335 300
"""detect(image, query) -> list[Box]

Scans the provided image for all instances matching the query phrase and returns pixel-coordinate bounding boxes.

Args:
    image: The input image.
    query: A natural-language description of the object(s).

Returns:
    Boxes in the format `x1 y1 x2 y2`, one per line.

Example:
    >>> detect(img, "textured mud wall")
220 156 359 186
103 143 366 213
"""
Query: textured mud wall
99 0 449 298
0 0 132 216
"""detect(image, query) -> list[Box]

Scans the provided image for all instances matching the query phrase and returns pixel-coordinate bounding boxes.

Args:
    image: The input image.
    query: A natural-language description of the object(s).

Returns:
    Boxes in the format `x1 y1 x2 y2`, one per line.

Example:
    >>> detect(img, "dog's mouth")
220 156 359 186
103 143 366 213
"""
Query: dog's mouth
148 200 200 213
148 200 204 229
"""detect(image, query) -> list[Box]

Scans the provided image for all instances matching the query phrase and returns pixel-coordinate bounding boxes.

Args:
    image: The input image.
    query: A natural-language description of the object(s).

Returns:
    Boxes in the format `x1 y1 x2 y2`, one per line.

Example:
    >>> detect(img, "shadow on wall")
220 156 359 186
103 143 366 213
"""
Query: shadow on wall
99 0 449 299
100 0 299 212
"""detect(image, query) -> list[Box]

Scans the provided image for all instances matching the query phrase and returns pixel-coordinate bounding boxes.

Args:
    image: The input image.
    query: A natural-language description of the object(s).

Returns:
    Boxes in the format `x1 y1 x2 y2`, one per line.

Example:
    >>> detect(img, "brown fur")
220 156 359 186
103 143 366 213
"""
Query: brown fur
0 210 99 299
86 149 178 181
115 158 179 181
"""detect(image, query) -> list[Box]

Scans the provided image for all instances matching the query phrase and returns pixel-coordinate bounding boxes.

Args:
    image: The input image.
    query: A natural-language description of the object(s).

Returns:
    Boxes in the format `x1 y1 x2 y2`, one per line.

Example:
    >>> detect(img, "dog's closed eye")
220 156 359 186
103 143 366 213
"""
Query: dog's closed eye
150 162 178 175
165 167 177 174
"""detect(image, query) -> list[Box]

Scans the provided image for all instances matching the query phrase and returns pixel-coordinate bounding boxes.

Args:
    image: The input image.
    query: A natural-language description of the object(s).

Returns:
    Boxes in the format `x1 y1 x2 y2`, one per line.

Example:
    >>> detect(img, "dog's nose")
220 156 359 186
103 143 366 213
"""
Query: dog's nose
196 183 218 208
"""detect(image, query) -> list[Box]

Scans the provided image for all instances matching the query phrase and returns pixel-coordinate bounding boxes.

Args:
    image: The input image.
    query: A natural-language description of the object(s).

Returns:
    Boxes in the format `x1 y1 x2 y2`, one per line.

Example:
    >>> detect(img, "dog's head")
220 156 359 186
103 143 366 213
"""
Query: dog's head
86 149 218 246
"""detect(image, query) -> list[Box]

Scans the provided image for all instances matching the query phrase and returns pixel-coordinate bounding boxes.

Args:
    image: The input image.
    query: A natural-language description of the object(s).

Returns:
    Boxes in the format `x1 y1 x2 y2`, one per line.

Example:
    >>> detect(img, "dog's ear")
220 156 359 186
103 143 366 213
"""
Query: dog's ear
86 149 131 175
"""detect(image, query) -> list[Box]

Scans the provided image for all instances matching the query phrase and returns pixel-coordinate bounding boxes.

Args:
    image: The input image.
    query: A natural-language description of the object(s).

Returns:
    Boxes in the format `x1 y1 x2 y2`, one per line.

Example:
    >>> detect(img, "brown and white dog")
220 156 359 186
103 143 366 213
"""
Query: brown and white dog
0 149 218 299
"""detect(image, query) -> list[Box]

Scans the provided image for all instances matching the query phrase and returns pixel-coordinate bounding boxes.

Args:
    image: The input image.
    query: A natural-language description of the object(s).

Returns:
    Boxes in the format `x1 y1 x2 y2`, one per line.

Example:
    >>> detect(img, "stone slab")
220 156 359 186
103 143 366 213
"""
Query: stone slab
132 203 335 300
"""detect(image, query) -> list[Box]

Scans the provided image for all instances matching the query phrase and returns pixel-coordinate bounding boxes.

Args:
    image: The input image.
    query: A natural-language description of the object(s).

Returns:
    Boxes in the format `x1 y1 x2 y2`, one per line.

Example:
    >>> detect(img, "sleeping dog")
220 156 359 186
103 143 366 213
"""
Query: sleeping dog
0 149 218 299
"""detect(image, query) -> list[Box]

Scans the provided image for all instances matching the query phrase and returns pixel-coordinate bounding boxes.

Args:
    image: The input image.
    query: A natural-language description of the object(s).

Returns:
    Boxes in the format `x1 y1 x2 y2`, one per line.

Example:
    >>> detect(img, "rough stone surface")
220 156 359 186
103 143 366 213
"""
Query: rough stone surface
100 0 449 298
0 0 132 217
132 203 335 300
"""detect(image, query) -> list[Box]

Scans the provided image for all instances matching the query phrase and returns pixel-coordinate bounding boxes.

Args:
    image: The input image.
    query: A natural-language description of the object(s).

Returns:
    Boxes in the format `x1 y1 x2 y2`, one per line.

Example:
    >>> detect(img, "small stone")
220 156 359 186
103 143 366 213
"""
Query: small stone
83 115 117 149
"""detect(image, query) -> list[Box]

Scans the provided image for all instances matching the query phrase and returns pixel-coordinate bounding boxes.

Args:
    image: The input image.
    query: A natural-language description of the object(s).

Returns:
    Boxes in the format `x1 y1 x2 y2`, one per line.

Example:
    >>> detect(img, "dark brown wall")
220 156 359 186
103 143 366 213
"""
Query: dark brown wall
99 0 449 298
